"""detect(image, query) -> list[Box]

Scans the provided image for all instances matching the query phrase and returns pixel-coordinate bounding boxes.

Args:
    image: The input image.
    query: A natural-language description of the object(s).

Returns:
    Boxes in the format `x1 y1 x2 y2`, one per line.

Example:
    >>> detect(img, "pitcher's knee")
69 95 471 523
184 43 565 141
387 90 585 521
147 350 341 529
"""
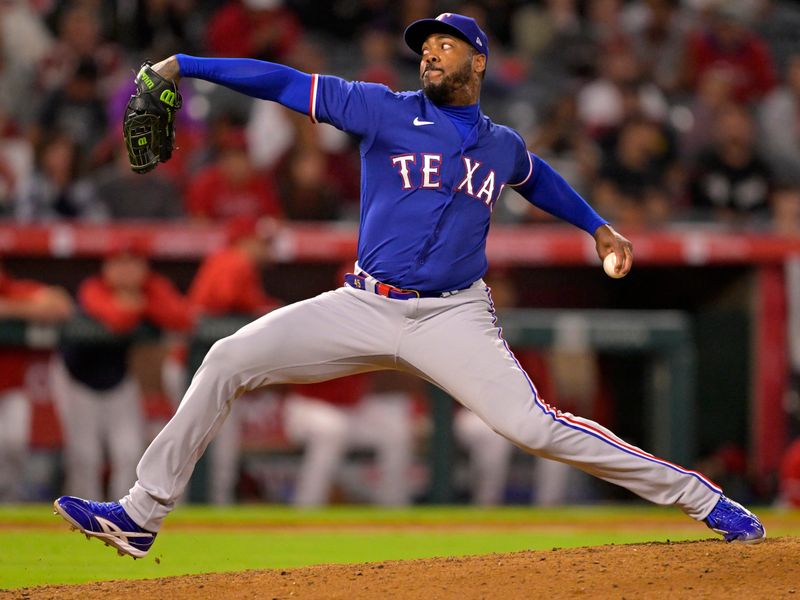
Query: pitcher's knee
203 336 251 372
490 414 554 454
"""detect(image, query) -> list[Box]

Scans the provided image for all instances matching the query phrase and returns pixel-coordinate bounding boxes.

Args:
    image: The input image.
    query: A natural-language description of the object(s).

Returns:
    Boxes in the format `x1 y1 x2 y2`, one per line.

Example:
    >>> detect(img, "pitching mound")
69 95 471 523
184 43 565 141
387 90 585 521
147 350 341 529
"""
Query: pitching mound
6 537 799 599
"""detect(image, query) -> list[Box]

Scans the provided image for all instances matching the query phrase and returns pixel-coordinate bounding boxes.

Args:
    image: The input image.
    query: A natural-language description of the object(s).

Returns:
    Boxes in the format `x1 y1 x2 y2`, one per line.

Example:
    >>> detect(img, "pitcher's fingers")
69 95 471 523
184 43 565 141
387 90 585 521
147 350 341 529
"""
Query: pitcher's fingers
620 245 634 275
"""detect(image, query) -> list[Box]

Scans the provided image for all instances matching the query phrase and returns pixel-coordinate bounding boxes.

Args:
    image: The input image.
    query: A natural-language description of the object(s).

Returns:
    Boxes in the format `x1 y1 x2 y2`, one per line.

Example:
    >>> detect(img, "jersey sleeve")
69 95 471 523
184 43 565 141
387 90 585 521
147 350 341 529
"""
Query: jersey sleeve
506 130 534 187
514 152 607 235
312 76 391 140
176 55 312 114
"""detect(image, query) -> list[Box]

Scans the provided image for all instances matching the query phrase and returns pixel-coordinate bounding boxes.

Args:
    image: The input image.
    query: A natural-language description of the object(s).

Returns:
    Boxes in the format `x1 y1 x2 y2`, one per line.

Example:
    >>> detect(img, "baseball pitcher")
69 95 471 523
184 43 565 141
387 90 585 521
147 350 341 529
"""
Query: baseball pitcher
54 13 765 558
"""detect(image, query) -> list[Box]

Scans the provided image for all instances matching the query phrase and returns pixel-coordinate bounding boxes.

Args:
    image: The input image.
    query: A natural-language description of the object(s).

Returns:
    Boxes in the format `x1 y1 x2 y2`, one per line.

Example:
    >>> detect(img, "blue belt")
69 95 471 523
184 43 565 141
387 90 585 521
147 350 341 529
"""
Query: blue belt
344 273 457 300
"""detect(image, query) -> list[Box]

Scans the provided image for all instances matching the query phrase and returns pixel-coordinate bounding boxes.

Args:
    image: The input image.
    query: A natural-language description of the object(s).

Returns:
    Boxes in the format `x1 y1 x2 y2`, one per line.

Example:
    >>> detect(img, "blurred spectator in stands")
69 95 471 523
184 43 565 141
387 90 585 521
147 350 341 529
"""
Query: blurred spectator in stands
35 58 108 169
277 147 349 221
0 23 39 128
457 2 528 98
206 0 301 61
0 109 32 217
357 25 400 90
770 187 800 236
36 4 122 95
53 239 191 500
677 69 736 162
690 103 772 225
184 215 281 504
189 215 280 317
89 141 183 220
0 263 72 502
246 99 294 171
111 0 201 59
626 0 689 95
592 117 674 229
13 133 106 222
185 127 282 221
511 0 595 83
529 92 599 198
586 0 630 53
284 372 415 507
0 23 35 214
0 0 52 95
511 0 580 61
283 0 384 39
681 2 776 105
758 54 800 188
753 0 800 76
577 44 668 139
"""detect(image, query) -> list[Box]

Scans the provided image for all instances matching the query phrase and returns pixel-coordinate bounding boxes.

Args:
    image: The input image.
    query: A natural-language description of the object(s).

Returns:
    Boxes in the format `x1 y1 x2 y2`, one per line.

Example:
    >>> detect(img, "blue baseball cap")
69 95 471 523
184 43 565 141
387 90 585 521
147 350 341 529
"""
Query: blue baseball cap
404 13 489 58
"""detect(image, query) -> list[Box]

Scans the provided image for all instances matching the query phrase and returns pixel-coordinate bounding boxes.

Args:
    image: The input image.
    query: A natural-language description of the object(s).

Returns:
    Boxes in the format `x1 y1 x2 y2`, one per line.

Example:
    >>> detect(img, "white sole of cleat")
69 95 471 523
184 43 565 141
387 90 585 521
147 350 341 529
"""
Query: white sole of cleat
52 500 149 559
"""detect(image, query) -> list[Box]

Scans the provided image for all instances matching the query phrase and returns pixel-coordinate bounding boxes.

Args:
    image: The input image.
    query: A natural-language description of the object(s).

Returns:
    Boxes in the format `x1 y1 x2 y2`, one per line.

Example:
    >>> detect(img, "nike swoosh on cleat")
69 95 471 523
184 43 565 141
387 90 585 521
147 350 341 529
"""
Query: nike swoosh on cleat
413 117 435 126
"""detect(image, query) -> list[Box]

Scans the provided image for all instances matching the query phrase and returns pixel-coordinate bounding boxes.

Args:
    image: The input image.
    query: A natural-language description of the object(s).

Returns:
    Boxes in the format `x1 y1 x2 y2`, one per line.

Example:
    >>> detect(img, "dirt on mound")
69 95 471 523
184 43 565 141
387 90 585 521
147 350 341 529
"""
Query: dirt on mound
5 538 799 599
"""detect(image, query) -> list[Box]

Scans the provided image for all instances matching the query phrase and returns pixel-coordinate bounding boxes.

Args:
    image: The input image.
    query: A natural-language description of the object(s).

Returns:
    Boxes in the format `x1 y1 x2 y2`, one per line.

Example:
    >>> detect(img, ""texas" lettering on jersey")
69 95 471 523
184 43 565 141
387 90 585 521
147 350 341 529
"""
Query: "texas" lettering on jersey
391 153 496 205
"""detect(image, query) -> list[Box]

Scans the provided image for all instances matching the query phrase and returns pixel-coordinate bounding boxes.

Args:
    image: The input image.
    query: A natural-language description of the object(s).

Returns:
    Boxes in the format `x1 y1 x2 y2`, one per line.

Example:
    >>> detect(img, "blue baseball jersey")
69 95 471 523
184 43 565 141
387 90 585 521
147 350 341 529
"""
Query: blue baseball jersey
176 55 606 294
311 76 532 293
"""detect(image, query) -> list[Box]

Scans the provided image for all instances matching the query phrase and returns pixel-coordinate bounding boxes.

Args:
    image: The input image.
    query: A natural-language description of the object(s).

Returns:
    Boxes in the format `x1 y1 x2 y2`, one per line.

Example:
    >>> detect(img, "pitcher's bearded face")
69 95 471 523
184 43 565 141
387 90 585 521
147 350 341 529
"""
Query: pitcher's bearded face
421 55 473 104
419 34 478 105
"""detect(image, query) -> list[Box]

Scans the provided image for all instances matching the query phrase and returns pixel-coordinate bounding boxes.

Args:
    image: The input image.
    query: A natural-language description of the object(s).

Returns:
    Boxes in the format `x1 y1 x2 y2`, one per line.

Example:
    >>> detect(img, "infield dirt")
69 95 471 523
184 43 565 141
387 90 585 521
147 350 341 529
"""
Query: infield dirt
4 537 798 599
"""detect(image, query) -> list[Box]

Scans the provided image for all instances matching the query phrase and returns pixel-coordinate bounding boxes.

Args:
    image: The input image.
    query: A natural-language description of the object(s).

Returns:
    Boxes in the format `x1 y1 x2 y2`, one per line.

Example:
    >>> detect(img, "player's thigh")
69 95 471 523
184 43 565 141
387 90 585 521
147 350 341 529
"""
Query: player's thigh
201 288 401 388
401 296 547 448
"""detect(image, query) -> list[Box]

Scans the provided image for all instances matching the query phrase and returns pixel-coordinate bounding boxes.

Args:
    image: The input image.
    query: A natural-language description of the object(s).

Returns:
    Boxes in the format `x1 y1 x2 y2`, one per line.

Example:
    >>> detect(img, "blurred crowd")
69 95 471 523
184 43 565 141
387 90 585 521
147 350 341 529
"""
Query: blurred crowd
4 0 800 507
1 0 800 231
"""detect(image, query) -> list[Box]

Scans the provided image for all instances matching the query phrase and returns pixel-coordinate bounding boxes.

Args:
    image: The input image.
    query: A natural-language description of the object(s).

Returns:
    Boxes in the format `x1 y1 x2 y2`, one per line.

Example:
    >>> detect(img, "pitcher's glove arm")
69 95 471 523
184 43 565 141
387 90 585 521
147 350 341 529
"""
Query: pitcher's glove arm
123 62 182 174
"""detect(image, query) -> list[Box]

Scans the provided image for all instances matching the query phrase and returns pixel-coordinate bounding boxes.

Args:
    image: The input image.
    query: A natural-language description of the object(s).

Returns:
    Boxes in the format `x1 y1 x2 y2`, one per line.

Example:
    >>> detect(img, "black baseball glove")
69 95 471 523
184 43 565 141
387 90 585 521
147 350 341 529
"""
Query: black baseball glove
123 62 182 174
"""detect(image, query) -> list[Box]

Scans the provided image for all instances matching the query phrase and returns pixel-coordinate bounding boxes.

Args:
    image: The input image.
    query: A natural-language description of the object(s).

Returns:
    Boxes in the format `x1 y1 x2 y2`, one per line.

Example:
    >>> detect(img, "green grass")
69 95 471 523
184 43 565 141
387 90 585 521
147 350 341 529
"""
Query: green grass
1 504 797 590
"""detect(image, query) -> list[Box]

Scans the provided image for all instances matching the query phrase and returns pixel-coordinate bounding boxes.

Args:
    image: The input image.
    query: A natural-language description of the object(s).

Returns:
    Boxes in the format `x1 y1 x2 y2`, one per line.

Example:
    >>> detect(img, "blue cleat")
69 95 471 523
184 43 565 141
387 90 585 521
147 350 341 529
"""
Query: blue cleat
53 496 156 558
704 495 766 543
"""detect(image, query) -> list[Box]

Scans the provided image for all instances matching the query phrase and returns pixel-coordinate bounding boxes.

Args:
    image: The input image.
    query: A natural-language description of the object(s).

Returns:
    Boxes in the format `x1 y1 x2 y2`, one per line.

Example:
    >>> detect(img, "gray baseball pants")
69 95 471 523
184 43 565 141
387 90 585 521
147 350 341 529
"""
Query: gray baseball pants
122 280 721 531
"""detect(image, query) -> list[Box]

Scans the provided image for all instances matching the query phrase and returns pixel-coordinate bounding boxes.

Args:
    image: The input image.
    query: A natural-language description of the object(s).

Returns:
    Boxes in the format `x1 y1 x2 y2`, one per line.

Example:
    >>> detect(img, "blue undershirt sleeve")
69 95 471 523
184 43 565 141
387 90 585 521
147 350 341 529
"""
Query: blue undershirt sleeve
514 153 607 235
176 54 311 115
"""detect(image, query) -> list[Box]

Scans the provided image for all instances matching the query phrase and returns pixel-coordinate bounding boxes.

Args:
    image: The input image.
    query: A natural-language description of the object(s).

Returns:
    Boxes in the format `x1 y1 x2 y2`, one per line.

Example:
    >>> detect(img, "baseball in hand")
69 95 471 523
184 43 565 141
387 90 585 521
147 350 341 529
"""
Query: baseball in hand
603 253 625 279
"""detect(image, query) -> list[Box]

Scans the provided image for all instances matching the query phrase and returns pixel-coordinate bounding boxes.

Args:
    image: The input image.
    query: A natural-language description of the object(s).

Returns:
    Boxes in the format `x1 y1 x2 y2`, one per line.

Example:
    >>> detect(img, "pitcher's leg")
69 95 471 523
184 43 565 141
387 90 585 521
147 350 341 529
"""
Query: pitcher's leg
122 289 400 531
402 290 721 520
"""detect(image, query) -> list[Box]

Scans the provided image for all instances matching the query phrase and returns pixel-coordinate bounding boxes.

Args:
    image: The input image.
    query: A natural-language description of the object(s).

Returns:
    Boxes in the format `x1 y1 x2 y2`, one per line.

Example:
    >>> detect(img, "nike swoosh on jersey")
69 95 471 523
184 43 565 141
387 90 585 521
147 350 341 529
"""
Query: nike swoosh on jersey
413 117 435 126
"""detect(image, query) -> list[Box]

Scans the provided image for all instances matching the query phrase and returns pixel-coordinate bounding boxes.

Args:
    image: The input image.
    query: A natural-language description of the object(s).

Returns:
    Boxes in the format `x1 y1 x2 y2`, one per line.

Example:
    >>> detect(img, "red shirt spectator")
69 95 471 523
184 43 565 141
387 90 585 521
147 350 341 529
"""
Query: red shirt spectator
189 216 280 316
683 14 777 104
185 131 282 221
206 0 301 61
80 246 191 334
0 272 72 391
